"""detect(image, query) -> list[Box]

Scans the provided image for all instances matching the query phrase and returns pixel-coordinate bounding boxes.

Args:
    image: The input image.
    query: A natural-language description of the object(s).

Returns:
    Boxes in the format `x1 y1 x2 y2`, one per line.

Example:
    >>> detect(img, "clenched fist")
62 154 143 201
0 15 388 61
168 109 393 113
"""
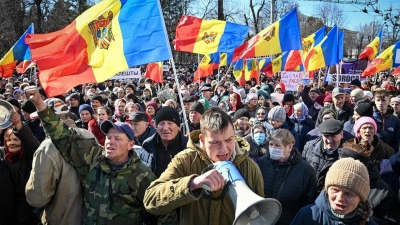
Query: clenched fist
189 169 226 192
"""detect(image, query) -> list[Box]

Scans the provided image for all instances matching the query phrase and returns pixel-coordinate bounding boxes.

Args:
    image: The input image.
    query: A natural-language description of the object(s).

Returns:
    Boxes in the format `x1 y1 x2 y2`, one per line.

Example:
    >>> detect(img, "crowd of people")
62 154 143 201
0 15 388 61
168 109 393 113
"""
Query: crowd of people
1 65 400 225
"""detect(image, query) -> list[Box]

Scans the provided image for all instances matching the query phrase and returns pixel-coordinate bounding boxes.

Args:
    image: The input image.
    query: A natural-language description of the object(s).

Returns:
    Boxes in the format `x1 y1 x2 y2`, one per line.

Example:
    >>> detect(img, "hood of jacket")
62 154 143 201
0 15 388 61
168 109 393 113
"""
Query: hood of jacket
187 130 250 165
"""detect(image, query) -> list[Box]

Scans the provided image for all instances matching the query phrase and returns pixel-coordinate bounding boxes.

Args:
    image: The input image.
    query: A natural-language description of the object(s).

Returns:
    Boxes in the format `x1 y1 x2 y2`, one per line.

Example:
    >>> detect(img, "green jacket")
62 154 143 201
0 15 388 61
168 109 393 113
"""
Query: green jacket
144 130 264 225
38 106 156 225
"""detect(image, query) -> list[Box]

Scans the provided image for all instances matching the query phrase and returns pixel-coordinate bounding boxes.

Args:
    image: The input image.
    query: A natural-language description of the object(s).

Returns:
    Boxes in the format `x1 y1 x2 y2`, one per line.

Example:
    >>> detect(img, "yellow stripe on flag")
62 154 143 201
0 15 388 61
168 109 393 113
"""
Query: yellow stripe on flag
193 20 226 54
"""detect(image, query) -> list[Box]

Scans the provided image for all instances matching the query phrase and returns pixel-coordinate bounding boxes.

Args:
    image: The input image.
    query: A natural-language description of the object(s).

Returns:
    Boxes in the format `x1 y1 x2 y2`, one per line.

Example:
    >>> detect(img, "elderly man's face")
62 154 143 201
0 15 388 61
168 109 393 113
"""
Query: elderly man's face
105 128 134 163
157 121 179 142
322 131 343 151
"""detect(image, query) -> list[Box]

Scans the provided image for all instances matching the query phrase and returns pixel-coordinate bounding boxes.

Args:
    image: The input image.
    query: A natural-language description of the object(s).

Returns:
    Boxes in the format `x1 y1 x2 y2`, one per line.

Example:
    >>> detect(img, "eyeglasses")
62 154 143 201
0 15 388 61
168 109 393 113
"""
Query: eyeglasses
257 113 265 115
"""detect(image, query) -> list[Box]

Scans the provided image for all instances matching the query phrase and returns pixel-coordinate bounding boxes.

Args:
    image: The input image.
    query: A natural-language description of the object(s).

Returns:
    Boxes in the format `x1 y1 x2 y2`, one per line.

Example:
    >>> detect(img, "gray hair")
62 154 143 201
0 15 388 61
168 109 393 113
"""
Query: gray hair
269 129 295 146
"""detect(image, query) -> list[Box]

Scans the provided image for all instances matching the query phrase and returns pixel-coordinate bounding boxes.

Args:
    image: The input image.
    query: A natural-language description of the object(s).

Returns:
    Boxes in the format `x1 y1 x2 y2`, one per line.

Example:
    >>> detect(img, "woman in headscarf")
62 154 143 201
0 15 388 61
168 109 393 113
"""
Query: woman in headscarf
228 92 243 112
113 98 126 122
290 102 315 152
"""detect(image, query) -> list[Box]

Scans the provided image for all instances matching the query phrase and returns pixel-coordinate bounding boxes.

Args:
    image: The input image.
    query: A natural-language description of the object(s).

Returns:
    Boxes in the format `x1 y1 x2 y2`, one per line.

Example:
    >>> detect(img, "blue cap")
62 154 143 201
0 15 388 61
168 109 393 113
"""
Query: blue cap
100 120 135 141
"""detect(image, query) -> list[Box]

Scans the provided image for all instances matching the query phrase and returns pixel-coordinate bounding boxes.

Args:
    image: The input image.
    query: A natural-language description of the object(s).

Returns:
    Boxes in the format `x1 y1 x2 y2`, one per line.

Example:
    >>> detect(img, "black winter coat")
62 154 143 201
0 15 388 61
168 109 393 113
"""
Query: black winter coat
244 135 268 161
302 137 340 191
367 163 400 225
257 149 318 225
141 132 188 177
0 159 32 225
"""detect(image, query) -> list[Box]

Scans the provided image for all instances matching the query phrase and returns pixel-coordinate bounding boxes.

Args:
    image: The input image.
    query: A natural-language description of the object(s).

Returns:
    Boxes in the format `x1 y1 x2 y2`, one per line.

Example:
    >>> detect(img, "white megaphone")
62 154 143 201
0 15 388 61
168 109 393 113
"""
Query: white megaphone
203 161 282 225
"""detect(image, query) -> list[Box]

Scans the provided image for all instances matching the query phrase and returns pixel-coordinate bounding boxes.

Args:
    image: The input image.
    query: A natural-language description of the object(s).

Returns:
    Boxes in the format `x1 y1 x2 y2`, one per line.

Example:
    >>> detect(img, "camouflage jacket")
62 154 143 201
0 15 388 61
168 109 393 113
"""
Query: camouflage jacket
38 106 156 225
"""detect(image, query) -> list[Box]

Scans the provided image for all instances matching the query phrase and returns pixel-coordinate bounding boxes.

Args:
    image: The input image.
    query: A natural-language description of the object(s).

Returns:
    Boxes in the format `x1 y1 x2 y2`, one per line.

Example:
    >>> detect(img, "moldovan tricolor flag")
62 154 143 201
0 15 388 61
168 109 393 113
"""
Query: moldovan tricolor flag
259 57 273 77
232 8 302 61
244 59 259 83
174 15 249 54
284 50 302 71
26 0 171 97
233 59 245 86
359 30 382 61
194 53 219 80
272 52 288 74
219 53 232 67
145 62 163 83
304 25 339 72
362 41 400 77
302 26 326 57
0 24 33 77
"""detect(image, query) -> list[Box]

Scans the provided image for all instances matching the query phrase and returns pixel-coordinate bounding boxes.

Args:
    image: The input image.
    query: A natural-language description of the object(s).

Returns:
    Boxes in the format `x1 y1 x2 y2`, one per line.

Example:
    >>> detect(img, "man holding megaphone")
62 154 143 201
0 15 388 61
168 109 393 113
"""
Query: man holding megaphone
144 107 280 225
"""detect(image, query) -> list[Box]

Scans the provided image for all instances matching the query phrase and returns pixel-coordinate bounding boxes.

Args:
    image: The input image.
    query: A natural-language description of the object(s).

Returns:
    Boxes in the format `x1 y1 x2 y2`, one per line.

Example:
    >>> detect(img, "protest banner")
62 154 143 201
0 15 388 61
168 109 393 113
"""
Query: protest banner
163 65 169 71
111 68 141 80
330 74 361 83
280 71 308 91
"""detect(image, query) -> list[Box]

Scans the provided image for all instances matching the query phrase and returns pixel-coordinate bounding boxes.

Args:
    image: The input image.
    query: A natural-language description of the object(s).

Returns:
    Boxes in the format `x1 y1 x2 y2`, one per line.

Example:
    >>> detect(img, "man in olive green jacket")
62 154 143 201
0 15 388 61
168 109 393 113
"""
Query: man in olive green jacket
144 108 264 225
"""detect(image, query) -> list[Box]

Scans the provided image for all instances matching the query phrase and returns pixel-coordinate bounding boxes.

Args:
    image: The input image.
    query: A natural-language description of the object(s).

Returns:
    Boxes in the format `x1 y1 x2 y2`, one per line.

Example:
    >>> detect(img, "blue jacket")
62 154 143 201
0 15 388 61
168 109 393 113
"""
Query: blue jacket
291 191 377 225
373 109 400 152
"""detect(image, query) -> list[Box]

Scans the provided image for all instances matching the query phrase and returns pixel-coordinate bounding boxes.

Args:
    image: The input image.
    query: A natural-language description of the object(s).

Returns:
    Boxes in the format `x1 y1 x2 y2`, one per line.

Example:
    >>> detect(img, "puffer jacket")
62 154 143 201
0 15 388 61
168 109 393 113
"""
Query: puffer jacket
302 137 340 191
257 149 318 225
373 107 400 152
38 106 156 225
144 130 265 225
291 191 378 225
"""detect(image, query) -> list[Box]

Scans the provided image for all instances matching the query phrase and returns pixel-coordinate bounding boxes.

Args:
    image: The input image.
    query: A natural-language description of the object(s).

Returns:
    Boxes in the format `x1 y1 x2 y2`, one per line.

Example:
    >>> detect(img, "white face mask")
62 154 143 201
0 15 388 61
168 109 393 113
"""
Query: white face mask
269 147 284 160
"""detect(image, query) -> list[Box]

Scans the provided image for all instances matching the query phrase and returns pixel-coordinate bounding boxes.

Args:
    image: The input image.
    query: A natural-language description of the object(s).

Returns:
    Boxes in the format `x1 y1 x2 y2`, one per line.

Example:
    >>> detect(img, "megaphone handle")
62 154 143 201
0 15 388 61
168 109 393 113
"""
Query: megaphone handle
201 183 212 191
203 181 231 201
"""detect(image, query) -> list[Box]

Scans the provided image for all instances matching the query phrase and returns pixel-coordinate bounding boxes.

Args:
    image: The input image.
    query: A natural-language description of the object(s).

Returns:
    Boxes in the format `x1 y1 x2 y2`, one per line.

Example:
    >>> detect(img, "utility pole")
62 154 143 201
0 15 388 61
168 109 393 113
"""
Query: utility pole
218 0 224 20
270 0 276 23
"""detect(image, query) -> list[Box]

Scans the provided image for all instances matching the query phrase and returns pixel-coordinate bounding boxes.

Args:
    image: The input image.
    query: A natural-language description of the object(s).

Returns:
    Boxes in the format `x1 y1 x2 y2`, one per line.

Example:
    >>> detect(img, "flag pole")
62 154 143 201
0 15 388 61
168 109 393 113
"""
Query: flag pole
156 0 190 133
30 23 35 83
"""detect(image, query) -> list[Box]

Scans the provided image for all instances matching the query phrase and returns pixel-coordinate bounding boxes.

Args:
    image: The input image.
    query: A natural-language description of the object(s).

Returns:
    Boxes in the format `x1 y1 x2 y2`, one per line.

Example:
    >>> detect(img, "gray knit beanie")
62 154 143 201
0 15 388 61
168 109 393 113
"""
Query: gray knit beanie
267 106 286 122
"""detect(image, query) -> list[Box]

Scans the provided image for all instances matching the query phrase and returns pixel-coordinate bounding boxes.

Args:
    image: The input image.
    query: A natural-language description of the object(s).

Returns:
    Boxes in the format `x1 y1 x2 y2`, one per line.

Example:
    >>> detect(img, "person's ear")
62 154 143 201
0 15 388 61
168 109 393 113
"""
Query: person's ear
199 133 205 144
